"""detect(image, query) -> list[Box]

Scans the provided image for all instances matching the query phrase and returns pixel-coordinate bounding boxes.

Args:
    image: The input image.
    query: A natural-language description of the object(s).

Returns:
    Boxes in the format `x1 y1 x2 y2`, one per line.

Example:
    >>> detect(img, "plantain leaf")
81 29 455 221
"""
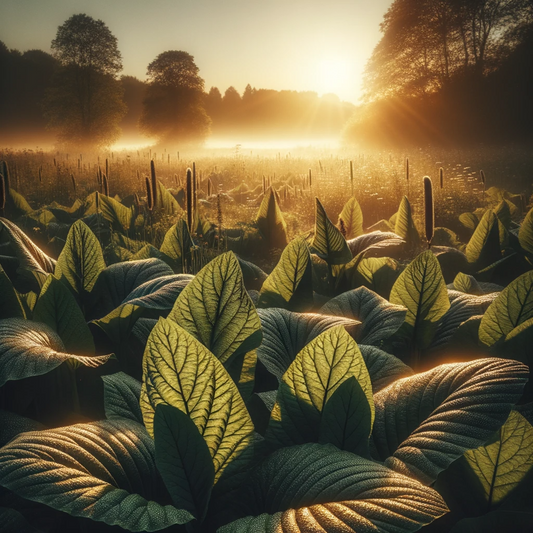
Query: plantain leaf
359 344 413 393
0 217 56 274
0 318 109 387
312 198 352 265
256 308 361 381
518 206 533 259
255 187 288 249
91 258 174 317
218 444 448 533
394 196 421 248
453 272 484 295
168 251 262 368
390 250 450 358
122 274 192 314
0 264 25 319
319 376 372 455
154 404 215 521
338 196 363 239
91 303 144 360
372 358 529 484
479 270 533 347
140 317 255 484
465 410 533 508
466 209 501 270
159 219 194 272
33 275 94 355
353 256 401 299
54 220 105 301
102 371 143 424
0 420 193 531
266 325 374 450
97 193 135 233
257 238 313 312
320 286 407 345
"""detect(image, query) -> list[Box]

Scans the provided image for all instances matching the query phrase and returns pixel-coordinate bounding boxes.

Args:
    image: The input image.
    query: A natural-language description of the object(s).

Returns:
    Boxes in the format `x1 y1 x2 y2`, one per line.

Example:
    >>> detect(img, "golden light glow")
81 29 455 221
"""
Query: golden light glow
316 58 351 96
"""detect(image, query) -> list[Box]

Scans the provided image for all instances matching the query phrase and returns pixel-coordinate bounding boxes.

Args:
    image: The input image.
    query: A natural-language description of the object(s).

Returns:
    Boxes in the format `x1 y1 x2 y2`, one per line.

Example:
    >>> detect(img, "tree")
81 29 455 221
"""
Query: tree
44 14 126 148
139 51 210 145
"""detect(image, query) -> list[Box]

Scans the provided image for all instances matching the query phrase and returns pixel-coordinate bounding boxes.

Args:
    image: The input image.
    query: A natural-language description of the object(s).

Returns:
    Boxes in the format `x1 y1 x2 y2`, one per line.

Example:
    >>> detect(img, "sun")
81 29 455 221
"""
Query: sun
316 58 351 96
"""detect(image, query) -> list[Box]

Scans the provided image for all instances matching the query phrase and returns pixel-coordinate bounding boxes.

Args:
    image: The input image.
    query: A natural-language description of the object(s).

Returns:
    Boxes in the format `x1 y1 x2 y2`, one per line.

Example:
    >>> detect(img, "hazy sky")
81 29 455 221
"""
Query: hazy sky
1 0 392 104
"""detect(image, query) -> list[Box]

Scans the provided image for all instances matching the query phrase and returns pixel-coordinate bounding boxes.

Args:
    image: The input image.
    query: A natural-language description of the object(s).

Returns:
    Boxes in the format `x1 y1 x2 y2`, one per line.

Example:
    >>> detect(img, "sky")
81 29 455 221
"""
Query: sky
1 0 392 104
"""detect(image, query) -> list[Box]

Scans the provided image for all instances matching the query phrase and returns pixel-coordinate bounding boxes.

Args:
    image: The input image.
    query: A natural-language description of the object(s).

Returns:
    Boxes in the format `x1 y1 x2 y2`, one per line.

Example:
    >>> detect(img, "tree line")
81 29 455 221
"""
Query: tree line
0 14 354 149
345 0 533 146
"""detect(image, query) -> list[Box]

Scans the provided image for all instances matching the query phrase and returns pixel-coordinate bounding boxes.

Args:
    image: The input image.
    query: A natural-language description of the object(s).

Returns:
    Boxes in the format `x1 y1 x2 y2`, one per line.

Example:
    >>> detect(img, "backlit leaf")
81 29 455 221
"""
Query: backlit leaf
312 198 352 265
372 358 529 484
169 251 262 368
0 420 193 531
0 318 109 387
257 238 313 312
140 317 254 484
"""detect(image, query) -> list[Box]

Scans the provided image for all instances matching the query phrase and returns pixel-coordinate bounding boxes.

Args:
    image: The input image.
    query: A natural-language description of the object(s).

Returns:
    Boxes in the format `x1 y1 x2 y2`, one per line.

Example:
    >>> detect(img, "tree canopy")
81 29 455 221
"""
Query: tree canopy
140 51 210 146
45 14 126 148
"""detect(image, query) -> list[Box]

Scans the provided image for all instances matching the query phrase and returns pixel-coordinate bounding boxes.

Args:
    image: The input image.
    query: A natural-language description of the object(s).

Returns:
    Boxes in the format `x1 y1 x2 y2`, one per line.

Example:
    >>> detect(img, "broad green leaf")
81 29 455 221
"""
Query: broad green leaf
131 244 167 262
466 209 501 270
0 217 56 274
459 211 479 231
160 219 194 272
218 444 448 533
122 275 192 314
154 404 215 520
319 376 372 455
394 195 421 248
430 291 496 350
255 187 289 249
518 206 533 258
97 193 135 233
479 270 533 347
91 258 174 317
168 252 262 368
0 410 45 448
0 264 25 319
33 275 94 355
0 318 109 387
347 230 405 257
266 325 374 449
373 358 529 484
140 318 254 484
320 286 407 345
354 256 401 298
237 257 267 291
102 372 143 424
0 420 193 531
256 308 361 381
390 250 450 355
91 303 144 360
338 196 363 238
54 220 105 299
257 238 313 312
312 198 352 265
156 180 182 216
465 411 533 508
453 272 484 295
8 188 33 216
359 344 413 393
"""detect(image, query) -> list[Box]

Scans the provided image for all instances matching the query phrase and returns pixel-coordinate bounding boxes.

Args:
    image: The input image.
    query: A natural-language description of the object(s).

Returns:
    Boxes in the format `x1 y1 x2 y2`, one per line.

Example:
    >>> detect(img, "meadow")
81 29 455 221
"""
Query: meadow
0 144 532 533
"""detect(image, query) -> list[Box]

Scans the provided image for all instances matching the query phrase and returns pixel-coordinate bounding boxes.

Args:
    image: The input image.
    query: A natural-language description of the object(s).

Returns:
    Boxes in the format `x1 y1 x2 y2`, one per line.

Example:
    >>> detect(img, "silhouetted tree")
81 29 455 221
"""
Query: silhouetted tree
0 42 58 144
43 14 126 148
139 51 210 145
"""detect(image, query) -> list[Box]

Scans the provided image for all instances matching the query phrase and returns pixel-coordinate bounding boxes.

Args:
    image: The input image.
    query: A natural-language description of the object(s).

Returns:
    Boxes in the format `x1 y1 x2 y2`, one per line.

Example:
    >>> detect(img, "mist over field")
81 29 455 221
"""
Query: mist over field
1 3 533 533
